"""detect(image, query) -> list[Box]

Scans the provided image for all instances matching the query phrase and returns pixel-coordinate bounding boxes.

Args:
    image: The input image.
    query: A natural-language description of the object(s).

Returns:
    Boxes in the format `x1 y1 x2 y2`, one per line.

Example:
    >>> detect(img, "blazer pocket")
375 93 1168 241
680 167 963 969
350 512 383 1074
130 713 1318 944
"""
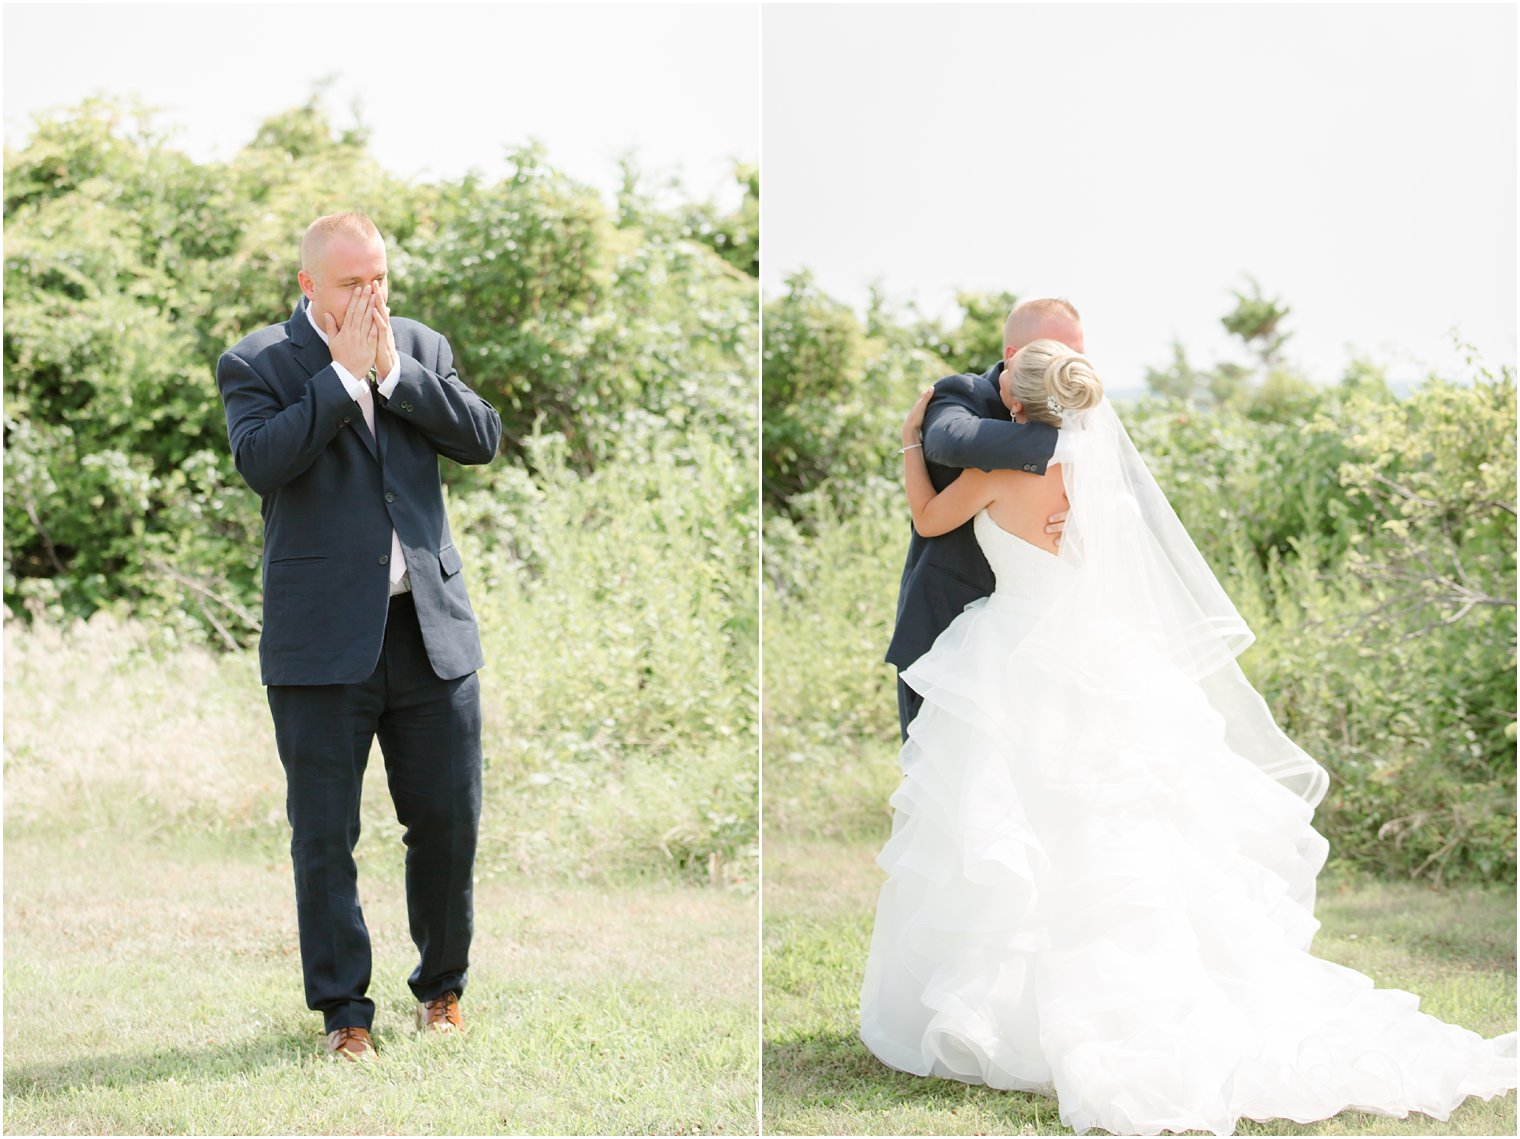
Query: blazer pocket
438 543 463 577
918 563 989 629
265 557 329 632
921 560 985 593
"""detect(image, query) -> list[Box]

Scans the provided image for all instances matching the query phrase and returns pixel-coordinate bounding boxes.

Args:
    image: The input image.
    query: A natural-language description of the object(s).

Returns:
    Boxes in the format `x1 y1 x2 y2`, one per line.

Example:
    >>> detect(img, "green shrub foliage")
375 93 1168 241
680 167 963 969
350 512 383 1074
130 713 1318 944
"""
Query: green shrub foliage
764 283 1516 886
4 96 758 885
5 97 755 638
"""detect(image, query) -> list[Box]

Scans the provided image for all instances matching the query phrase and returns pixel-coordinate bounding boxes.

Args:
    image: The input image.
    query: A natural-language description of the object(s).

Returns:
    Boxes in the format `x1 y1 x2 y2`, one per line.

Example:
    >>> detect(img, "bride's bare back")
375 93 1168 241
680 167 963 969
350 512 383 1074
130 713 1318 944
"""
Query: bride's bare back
982 463 1068 555
904 441 1070 549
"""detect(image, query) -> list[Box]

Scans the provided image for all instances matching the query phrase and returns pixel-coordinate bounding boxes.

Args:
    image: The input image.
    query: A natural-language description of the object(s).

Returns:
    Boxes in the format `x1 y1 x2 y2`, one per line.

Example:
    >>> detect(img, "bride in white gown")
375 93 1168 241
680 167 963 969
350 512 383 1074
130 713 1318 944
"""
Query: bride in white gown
860 339 1517 1136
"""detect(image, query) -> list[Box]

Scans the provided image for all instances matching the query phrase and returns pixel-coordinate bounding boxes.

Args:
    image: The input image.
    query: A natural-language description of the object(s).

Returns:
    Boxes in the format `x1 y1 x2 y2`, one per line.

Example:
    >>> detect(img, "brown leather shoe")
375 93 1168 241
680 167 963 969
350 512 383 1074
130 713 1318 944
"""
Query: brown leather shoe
325 1025 374 1060
416 990 463 1034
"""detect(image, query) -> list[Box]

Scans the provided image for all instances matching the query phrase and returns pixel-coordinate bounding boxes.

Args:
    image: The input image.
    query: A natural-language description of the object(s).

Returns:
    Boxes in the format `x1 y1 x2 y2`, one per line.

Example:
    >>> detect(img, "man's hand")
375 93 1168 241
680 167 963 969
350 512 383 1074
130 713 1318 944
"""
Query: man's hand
370 283 398 380
1046 508 1068 548
322 286 377 378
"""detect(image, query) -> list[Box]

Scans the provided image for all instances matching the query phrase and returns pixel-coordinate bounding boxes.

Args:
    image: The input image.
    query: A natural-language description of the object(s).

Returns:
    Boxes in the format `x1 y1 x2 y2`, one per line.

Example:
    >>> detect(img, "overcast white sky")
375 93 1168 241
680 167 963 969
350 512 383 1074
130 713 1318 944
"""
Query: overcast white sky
4 3 1515 392
3 2 759 208
764 2 1517 391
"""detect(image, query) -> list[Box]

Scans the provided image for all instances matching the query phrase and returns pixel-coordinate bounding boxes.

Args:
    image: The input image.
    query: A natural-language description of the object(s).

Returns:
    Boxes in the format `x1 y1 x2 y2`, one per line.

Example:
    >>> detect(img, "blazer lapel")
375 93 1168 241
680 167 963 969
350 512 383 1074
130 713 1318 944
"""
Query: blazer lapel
374 384 389 470
288 299 378 463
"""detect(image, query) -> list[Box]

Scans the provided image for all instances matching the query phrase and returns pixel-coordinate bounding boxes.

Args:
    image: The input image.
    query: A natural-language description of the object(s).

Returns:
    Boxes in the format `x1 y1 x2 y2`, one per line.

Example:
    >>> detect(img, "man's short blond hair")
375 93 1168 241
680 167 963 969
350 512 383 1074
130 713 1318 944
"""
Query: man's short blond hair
1004 297 1082 351
301 211 382 272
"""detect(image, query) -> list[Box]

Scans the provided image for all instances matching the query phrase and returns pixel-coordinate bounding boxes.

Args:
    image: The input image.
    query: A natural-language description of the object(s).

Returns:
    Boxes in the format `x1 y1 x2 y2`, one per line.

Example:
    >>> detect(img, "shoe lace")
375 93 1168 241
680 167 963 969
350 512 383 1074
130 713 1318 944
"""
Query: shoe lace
332 1026 368 1049
424 992 461 1026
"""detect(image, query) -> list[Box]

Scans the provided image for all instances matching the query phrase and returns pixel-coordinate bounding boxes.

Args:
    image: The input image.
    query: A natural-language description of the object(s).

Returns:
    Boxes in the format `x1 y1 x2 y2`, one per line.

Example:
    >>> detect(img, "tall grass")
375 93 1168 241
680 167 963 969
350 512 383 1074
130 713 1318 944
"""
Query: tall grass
761 478 903 842
762 454 1514 882
3 432 761 1134
5 431 758 888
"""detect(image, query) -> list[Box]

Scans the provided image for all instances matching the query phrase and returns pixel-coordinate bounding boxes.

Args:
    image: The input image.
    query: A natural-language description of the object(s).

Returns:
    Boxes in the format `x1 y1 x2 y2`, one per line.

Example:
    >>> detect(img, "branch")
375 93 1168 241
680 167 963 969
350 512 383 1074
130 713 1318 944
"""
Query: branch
22 497 66 576
1370 473 1443 510
1365 475 1516 519
197 596 243 654
146 560 262 636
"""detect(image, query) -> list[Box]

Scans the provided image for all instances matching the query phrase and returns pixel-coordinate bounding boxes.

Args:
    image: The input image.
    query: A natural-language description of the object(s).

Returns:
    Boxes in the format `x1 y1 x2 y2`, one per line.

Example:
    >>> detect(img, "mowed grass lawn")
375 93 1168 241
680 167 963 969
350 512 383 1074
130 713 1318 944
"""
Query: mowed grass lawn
4 815 758 1135
763 839 1517 1137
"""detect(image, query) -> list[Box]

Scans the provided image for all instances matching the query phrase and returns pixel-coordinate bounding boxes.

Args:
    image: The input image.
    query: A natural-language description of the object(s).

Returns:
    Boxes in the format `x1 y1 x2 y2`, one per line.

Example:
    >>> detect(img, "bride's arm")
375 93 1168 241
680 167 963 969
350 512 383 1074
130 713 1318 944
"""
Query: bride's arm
903 388 995 537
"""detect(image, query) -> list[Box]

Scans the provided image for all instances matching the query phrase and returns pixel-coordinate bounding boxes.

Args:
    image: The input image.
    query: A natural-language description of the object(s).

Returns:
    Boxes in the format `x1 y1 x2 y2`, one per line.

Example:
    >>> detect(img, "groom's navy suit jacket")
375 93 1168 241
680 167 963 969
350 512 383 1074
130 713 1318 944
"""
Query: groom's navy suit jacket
885 360 1059 674
217 300 501 686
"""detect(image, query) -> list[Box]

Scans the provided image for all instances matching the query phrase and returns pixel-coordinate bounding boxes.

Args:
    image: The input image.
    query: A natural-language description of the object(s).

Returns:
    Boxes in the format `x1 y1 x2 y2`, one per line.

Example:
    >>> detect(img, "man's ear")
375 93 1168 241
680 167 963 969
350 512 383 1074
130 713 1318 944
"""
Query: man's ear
297 270 316 302
1004 344 1018 364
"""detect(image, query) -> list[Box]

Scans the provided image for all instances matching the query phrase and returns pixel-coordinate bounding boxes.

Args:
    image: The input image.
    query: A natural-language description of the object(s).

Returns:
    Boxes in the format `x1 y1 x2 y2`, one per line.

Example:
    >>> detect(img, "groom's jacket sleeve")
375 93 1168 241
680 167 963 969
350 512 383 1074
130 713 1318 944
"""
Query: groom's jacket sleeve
217 352 357 496
921 374 1058 476
378 332 501 466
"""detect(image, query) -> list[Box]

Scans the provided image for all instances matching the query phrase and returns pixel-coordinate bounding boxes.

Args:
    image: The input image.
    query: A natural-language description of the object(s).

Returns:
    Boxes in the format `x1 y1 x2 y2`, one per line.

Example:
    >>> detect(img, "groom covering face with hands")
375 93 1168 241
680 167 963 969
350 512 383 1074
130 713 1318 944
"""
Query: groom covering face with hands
216 212 502 1059
886 298 1085 738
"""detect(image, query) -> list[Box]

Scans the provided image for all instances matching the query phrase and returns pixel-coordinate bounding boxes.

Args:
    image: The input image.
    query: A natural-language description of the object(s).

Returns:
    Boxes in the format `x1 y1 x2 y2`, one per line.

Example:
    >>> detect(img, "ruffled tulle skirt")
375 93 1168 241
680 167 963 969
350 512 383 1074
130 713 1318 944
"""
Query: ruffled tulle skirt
861 595 1517 1136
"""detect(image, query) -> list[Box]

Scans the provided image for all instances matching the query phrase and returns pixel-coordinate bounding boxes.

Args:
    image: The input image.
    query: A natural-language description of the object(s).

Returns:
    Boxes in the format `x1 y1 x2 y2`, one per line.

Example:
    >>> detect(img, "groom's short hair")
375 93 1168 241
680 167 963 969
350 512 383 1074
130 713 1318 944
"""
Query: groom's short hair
1004 297 1082 350
301 211 382 271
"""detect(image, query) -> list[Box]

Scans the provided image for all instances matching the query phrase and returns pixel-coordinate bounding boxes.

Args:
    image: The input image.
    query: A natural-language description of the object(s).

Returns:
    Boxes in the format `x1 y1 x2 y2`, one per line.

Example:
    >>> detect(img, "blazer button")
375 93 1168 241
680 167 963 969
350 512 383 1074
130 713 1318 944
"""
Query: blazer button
378 554 389 565
342 415 351 424
385 492 395 503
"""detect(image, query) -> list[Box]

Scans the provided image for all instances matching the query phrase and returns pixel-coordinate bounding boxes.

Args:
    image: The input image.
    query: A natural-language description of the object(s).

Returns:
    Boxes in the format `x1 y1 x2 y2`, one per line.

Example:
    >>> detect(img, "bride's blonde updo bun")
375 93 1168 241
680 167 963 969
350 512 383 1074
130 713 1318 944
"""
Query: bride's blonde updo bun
1007 339 1103 426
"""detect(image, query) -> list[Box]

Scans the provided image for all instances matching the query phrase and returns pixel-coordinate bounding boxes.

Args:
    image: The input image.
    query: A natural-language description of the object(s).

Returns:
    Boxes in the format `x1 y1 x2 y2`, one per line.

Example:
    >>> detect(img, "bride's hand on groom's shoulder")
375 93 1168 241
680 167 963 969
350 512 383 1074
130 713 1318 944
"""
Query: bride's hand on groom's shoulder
903 387 935 446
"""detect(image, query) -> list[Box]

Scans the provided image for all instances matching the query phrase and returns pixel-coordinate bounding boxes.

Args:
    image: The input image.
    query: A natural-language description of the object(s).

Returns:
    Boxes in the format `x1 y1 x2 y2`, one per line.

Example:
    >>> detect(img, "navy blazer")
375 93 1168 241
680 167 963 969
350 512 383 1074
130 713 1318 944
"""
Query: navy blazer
217 300 502 686
884 360 1059 672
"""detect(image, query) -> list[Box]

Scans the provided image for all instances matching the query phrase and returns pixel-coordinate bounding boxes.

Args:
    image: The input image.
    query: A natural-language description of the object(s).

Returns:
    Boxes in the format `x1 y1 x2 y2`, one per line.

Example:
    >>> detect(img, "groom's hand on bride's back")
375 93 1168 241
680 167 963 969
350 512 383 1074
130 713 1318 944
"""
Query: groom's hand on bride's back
1046 509 1067 548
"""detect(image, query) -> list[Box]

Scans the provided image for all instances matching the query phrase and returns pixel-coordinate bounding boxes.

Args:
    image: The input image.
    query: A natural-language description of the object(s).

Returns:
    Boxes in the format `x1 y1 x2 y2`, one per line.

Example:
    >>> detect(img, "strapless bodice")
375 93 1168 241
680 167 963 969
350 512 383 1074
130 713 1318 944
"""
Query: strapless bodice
973 509 1075 611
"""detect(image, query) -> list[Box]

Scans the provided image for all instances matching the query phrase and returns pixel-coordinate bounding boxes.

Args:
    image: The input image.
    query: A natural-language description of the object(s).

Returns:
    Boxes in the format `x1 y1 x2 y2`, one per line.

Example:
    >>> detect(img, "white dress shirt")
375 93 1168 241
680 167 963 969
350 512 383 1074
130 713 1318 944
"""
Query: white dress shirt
306 300 410 594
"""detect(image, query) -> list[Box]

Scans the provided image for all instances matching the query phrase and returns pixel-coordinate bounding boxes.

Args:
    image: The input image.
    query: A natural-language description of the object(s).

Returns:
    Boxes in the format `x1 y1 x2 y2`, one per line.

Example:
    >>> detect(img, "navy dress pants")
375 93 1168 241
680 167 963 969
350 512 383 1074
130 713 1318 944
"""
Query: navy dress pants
266 592 483 1033
897 674 924 742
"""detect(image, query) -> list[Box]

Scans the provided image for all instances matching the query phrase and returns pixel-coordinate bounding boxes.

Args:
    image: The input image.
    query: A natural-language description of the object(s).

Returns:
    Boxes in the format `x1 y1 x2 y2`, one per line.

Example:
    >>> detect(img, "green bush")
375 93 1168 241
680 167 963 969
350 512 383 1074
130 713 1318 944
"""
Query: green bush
454 426 758 884
3 95 759 887
6 432 757 887
4 96 757 650
763 278 1515 886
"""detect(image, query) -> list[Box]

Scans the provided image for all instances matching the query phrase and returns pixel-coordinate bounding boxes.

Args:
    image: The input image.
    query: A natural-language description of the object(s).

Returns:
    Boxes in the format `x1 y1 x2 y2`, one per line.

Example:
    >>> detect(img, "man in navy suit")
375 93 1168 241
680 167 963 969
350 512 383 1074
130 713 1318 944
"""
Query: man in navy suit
885 298 1085 739
216 212 502 1059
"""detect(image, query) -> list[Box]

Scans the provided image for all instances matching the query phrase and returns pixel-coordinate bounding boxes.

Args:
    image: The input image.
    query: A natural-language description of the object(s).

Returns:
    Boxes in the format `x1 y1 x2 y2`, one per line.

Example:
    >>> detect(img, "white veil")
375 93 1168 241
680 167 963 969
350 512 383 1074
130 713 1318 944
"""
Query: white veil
1042 397 1330 808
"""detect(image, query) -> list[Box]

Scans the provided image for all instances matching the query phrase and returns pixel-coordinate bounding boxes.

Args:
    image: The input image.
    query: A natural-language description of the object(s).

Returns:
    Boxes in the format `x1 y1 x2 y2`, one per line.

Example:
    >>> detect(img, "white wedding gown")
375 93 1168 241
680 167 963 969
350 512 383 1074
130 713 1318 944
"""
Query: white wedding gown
860 500 1517 1136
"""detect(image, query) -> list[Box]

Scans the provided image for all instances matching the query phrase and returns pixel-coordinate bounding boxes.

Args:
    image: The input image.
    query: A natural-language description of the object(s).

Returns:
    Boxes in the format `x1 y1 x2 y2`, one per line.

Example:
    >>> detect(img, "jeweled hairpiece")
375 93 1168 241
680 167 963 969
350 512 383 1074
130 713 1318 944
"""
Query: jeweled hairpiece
1046 394 1065 417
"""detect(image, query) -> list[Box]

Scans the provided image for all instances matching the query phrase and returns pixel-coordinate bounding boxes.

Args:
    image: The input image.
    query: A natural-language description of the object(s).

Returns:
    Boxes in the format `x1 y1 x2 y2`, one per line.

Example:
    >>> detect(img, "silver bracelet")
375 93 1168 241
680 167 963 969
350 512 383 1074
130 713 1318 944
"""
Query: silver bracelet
898 442 923 454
